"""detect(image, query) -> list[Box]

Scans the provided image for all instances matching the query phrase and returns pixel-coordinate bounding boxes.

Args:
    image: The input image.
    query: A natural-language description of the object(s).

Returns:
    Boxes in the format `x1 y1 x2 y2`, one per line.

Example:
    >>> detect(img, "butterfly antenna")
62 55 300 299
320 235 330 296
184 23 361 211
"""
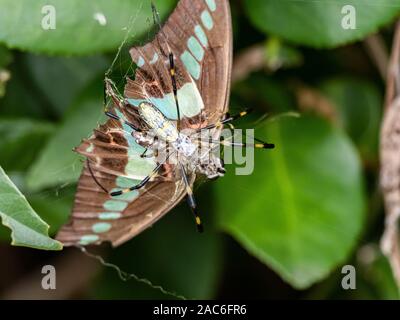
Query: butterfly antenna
87 159 109 194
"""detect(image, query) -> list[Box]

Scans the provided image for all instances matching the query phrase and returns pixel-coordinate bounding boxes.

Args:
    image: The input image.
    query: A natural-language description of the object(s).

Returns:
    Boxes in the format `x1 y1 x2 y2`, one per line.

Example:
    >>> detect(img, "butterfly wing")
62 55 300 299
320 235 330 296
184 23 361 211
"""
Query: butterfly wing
56 162 191 247
56 0 232 246
56 110 192 246
126 0 232 126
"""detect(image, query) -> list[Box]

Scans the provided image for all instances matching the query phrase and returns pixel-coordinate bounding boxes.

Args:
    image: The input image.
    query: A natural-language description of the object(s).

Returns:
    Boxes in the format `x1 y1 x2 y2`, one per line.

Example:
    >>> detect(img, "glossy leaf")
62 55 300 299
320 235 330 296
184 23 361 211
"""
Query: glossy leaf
26 79 105 191
244 0 400 48
264 37 303 71
0 183 73 242
320 77 382 162
0 166 63 250
0 119 54 172
215 115 365 289
0 0 176 55
25 54 109 116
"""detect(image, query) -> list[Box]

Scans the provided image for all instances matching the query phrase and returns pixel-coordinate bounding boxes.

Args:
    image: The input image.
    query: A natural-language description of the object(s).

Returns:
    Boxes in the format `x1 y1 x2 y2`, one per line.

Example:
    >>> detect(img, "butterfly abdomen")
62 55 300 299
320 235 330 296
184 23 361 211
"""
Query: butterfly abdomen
138 102 179 142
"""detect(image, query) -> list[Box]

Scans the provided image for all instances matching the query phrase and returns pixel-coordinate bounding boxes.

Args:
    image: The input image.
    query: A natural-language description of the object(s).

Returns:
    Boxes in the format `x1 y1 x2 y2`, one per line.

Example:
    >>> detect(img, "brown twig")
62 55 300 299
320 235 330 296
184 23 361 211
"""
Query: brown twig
232 44 266 84
293 82 338 124
364 33 389 81
232 44 338 123
385 21 400 110
380 20 400 288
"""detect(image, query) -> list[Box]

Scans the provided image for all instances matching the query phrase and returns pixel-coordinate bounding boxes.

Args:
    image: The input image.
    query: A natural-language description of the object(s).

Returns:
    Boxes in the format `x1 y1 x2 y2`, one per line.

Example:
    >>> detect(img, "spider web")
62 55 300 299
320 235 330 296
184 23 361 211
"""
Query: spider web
21 0 188 300
104 1 150 108
29 1 155 202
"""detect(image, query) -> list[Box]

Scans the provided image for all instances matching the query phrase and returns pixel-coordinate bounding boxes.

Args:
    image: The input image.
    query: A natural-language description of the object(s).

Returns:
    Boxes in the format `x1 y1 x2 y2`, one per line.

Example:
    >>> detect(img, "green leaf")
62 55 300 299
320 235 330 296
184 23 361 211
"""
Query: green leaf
0 166 63 250
0 0 176 55
0 61 50 119
0 178 73 242
0 119 55 172
232 74 296 114
28 190 74 236
319 77 382 162
0 45 12 68
25 54 109 116
93 201 222 299
0 45 12 97
244 0 400 48
357 245 400 299
215 115 365 289
264 37 303 71
26 78 105 191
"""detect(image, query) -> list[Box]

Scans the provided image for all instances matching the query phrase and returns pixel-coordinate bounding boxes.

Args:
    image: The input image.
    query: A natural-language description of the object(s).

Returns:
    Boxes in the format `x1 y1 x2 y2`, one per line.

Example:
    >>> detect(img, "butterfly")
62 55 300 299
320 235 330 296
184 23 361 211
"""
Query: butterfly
56 0 273 247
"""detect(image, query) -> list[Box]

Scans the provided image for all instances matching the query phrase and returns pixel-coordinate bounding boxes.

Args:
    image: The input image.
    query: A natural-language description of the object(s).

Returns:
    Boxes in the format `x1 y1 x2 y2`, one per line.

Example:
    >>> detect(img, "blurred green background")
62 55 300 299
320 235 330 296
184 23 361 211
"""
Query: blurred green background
0 0 400 299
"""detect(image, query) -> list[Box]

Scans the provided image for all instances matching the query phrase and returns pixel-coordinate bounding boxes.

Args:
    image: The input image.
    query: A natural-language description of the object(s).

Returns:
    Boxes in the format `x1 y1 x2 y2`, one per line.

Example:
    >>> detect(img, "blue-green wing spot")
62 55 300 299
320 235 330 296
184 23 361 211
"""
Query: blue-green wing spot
77 115 154 242
124 156 157 179
128 82 204 120
101 177 142 213
150 53 159 64
201 10 214 30
115 110 146 154
92 222 112 234
187 36 205 62
180 51 201 80
92 176 140 236
116 176 139 188
205 0 217 12
103 200 128 212
85 143 94 153
79 234 99 245
114 110 157 179
177 7 215 83
194 25 208 47
137 56 145 67
99 212 122 220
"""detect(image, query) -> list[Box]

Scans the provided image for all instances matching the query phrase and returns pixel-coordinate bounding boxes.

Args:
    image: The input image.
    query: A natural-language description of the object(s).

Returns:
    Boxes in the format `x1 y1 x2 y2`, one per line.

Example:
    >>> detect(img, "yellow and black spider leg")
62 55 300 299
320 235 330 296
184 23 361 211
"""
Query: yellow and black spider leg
104 111 142 132
151 2 182 131
140 136 159 158
199 137 274 150
103 78 143 132
169 52 182 131
110 151 176 197
198 108 253 131
197 108 275 149
87 159 109 194
179 163 203 233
